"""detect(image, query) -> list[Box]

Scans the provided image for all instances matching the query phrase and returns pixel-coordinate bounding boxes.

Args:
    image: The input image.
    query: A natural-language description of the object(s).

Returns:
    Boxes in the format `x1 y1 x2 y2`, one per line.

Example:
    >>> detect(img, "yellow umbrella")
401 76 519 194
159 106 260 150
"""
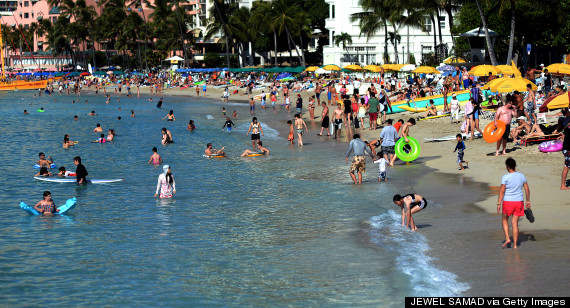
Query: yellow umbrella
509 60 521 77
545 63 570 74
443 56 466 64
322 64 340 71
385 64 405 71
482 77 506 90
469 65 501 76
412 66 440 74
381 64 394 70
495 65 514 75
363 65 382 72
490 77 537 93
304 66 319 72
343 64 363 71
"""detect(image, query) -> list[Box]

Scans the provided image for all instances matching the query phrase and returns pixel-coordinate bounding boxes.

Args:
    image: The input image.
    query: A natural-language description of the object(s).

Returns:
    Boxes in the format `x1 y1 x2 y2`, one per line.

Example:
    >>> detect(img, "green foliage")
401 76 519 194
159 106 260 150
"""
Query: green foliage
88 51 108 67
408 53 416 65
204 52 225 68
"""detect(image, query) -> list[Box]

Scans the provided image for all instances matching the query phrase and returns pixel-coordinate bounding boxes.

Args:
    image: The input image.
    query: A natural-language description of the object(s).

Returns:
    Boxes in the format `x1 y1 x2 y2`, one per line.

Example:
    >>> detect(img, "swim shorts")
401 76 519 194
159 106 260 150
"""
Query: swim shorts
502 200 524 217
321 116 330 128
350 155 366 173
334 119 343 130
354 88 359 95
379 171 386 181
411 199 428 209
288 132 294 141
251 133 260 140
563 150 570 168
316 93 320 99
381 145 395 155
502 124 511 140
250 105 255 111
457 151 464 164
297 128 303 135
369 112 378 122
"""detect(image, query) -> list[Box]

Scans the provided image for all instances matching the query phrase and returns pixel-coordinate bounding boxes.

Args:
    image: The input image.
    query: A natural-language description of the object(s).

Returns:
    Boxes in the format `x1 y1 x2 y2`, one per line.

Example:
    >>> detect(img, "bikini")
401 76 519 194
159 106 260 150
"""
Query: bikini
405 194 427 209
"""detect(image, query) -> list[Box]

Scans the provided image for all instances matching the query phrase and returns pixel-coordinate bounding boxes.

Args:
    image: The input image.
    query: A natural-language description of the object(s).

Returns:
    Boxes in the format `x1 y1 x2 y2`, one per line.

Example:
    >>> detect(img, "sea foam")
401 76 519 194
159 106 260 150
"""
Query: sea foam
368 211 470 297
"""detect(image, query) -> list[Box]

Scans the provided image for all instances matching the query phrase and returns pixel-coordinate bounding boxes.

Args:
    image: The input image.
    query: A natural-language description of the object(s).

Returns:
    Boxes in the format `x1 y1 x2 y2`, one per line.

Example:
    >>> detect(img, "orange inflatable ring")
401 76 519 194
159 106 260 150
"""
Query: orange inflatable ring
483 120 506 143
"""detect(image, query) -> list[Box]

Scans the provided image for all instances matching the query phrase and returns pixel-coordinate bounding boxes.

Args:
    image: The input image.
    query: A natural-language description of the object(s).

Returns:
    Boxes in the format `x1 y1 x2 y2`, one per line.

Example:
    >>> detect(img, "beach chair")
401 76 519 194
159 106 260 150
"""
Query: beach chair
520 134 561 146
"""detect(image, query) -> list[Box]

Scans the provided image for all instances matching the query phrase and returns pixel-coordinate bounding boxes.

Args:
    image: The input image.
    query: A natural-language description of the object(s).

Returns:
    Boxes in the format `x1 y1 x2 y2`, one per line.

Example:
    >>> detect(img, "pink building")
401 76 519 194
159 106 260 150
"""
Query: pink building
0 0 201 70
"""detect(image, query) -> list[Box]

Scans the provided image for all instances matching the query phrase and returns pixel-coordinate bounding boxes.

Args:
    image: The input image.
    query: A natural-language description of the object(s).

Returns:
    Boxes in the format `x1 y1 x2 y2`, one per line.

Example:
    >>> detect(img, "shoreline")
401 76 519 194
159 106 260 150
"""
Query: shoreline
74 83 570 296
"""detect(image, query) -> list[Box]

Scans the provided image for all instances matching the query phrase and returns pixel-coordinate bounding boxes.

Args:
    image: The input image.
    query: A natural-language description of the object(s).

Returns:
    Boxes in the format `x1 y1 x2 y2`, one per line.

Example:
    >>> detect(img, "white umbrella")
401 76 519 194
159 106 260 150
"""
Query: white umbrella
400 64 416 72
165 56 184 61
315 68 327 74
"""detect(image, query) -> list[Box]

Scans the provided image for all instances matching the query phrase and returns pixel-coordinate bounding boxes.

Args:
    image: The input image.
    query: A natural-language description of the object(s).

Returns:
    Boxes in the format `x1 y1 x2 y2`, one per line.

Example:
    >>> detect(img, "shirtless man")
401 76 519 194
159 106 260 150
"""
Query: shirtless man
333 103 344 139
282 84 289 105
93 123 103 132
510 117 532 140
205 143 225 156
329 83 338 106
294 113 308 146
523 84 537 125
393 193 428 231
494 100 517 156
318 102 330 136
315 82 322 105
399 118 416 143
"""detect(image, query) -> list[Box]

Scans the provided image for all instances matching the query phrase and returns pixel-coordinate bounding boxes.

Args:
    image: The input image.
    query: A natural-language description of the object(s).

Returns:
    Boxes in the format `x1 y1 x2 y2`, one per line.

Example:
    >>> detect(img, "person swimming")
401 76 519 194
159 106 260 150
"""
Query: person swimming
93 134 106 143
148 147 163 164
34 191 58 216
163 110 175 121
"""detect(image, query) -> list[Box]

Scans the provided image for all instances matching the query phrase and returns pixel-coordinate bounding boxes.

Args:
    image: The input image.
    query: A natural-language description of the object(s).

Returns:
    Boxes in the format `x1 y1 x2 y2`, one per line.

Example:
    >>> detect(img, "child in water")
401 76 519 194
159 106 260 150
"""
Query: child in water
187 120 195 131
374 151 387 182
287 120 294 145
223 117 234 132
35 167 53 177
148 147 163 165
93 134 106 143
34 191 59 216
57 166 76 177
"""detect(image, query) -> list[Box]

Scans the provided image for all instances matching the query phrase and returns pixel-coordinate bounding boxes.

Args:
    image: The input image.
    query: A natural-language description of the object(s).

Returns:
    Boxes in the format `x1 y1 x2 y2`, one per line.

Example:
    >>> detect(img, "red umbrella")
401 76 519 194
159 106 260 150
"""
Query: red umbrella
80 72 90 76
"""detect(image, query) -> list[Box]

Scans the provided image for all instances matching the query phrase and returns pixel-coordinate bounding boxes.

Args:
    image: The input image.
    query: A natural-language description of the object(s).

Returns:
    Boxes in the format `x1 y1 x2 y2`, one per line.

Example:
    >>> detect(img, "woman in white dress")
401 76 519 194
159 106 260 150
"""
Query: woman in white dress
155 165 176 198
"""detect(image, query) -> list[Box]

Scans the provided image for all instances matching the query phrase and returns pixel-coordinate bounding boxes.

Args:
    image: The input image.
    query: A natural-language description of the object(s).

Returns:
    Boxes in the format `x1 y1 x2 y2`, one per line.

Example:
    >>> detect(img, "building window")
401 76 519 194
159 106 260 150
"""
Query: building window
331 4 335 19
366 46 376 51
439 16 446 30
424 17 432 32
24 12 29 18
24 1 29 7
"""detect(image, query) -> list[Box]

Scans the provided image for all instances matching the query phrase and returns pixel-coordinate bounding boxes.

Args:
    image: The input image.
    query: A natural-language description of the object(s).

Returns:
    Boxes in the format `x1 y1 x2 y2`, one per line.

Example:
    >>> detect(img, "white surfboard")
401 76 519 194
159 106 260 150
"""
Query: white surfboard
34 177 124 183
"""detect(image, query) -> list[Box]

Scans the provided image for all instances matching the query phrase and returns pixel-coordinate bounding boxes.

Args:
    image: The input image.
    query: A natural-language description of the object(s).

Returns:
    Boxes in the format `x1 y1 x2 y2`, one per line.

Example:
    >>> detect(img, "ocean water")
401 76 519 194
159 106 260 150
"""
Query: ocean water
0 90 468 306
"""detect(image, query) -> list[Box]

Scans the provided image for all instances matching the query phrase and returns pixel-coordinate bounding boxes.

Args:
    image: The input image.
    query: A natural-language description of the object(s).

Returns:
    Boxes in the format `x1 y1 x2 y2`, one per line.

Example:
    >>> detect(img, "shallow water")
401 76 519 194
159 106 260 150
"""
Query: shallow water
0 91 467 306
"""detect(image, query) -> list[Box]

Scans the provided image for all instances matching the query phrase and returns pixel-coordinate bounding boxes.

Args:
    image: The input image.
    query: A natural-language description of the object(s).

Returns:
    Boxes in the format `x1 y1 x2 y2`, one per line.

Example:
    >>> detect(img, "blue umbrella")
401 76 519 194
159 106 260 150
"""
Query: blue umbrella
437 65 456 72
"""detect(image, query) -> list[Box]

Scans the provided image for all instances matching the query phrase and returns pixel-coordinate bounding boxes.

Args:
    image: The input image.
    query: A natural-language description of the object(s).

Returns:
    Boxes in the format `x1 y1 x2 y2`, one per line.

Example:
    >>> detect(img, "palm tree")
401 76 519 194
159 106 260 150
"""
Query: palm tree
334 32 353 63
351 0 391 64
205 1 237 67
474 0 498 65
271 0 305 66
251 1 276 65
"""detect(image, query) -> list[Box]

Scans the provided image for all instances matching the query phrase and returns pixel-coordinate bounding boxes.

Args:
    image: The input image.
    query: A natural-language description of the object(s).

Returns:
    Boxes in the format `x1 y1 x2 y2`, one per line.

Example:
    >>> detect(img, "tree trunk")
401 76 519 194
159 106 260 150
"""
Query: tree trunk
474 0 498 65
446 6 454 38
225 38 230 68
392 26 398 64
214 1 232 68
431 14 437 62
506 0 515 64
298 34 306 67
285 28 292 64
436 9 443 44
174 2 187 68
273 30 278 65
383 23 388 63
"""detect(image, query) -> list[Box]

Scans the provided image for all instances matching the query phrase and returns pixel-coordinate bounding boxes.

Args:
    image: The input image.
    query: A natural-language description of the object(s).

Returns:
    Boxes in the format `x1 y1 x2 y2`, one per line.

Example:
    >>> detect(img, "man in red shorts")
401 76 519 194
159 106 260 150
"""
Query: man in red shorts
368 92 380 130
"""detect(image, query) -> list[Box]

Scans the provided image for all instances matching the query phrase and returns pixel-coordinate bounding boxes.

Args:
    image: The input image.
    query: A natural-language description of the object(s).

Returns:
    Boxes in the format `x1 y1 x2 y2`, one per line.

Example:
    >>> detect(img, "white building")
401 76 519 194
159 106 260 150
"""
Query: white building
322 0 456 66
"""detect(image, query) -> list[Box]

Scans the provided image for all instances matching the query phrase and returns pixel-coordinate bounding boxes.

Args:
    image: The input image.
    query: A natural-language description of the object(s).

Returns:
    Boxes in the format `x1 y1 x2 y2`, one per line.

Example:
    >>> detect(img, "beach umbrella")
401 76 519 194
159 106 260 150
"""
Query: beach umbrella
412 66 440 74
80 72 90 76
482 77 505 91
131 72 145 76
92 71 107 76
545 63 570 75
469 65 500 76
489 77 537 93
363 65 382 72
67 72 81 77
495 65 515 75
305 66 319 72
436 64 455 72
54 72 66 77
399 64 416 72
443 56 466 64
315 68 327 74
539 92 569 112
113 70 125 75
343 64 363 71
322 64 340 71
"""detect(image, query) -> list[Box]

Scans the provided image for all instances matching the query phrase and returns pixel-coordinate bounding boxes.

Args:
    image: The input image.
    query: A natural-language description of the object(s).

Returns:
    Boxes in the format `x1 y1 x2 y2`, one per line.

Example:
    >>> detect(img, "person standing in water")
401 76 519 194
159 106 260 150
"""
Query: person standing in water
148 147 163 165
74 156 88 184
497 158 531 249
155 165 176 198
161 128 173 144
163 110 175 121
222 117 235 132
246 117 264 148
294 113 308 146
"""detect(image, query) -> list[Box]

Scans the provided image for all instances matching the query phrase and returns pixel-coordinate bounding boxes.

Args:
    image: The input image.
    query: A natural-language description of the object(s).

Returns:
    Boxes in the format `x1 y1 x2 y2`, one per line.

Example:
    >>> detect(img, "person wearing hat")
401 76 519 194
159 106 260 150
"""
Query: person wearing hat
155 165 176 198
509 116 531 141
